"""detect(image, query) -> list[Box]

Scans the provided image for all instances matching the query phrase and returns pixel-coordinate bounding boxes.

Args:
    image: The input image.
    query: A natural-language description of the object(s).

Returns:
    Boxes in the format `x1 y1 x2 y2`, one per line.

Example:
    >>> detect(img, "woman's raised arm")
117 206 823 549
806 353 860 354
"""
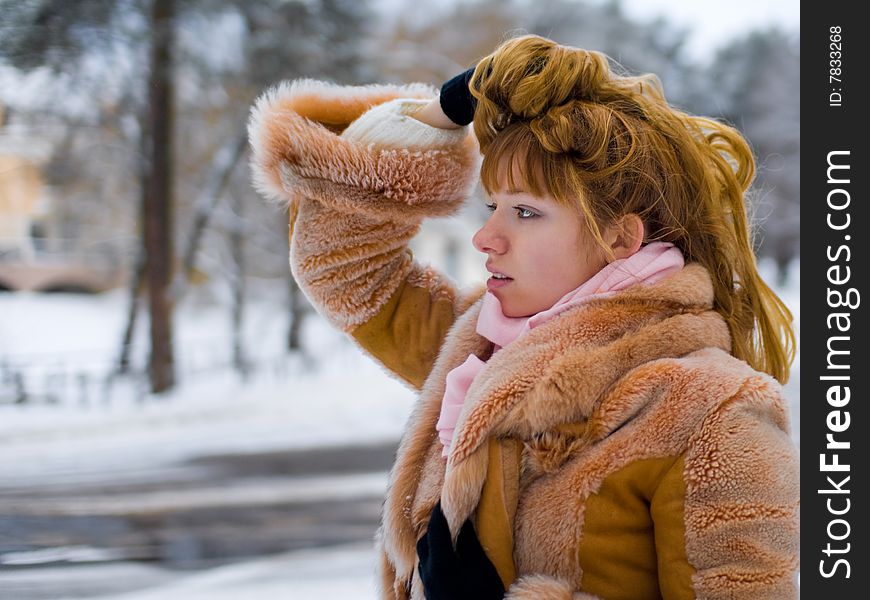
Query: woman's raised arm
248 78 482 389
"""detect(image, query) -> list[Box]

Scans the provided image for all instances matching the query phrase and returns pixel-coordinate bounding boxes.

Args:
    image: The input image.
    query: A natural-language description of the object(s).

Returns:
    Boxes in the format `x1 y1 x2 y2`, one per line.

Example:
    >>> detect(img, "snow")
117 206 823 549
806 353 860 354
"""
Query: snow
0 290 416 487
108 543 379 600
1 289 411 597
0 258 799 597
0 543 380 600
0 365 410 487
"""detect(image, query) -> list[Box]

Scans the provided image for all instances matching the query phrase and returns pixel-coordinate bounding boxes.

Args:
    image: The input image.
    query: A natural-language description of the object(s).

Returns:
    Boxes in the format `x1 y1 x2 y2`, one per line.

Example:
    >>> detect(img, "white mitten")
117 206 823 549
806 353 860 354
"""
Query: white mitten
341 97 468 150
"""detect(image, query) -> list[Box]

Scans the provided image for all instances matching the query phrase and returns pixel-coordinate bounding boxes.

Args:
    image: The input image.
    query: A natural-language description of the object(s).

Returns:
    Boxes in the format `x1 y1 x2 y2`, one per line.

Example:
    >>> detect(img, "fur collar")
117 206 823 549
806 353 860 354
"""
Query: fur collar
451 263 730 460
381 263 732 582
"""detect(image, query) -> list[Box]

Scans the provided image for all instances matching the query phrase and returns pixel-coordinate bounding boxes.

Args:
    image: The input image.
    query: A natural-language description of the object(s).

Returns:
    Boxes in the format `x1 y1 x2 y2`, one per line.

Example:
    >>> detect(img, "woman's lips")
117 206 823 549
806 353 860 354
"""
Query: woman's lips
486 276 513 290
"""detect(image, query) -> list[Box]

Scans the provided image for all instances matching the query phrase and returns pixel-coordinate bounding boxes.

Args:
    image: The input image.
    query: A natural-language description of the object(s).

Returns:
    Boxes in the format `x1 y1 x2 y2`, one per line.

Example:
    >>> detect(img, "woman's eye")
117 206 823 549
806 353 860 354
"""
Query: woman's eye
516 207 537 218
485 203 497 212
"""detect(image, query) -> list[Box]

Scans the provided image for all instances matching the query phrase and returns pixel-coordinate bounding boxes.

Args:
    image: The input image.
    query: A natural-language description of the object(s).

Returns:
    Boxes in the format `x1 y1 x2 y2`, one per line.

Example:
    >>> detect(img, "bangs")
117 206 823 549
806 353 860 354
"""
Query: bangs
479 123 575 206
479 122 608 249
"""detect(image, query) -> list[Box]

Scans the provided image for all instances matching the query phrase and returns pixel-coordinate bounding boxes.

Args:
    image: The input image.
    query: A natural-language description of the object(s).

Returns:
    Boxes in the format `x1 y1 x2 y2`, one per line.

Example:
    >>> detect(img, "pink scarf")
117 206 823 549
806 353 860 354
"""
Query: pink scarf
435 241 685 458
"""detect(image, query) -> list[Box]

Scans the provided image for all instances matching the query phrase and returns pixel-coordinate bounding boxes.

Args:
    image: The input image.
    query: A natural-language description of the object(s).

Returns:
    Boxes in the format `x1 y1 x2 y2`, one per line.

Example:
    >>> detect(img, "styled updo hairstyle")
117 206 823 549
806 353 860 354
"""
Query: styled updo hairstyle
468 34 795 383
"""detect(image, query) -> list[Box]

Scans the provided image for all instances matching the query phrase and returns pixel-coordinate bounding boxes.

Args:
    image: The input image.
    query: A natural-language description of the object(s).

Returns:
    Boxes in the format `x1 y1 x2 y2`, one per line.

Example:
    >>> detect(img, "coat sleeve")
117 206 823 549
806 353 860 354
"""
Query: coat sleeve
248 79 483 390
651 375 800 600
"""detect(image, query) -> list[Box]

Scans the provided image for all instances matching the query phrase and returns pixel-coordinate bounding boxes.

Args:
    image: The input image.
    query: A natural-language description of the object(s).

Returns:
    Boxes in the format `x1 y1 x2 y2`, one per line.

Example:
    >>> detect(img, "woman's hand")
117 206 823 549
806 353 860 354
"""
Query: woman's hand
411 65 478 130
416 501 505 600
409 98 463 130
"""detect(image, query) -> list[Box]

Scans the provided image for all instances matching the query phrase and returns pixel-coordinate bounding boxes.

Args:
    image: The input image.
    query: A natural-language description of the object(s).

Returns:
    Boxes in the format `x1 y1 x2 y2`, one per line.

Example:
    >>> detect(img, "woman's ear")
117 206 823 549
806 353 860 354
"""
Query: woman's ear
606 213 645 259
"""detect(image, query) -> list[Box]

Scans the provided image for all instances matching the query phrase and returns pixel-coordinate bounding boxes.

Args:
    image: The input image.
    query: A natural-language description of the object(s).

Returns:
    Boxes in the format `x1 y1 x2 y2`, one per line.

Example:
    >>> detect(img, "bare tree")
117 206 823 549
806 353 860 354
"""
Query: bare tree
174 131 249 296
0 0 179 392
144 0 176 392
228 192 249 376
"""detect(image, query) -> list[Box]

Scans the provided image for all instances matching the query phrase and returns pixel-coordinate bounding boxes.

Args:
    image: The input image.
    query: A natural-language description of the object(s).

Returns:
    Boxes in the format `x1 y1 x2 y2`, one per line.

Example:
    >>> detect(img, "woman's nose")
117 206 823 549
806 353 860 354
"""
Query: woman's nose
472 216 506 254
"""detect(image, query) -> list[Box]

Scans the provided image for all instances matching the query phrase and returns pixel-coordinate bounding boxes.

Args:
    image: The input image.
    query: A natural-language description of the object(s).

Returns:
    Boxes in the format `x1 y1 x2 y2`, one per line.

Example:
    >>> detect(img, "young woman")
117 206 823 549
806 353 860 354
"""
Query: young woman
249 34 799 600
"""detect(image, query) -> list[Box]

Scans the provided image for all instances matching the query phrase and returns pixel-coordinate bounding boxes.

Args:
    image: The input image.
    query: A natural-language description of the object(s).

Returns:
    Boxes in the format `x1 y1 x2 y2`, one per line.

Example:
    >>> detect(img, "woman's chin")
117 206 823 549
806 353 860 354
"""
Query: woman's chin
499 299 534 319
488 286 539 318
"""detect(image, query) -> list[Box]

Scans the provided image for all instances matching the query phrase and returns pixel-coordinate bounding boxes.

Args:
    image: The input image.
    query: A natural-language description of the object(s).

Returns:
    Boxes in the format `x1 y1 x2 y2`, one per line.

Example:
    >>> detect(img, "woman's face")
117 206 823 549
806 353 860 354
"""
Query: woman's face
472 184 609 318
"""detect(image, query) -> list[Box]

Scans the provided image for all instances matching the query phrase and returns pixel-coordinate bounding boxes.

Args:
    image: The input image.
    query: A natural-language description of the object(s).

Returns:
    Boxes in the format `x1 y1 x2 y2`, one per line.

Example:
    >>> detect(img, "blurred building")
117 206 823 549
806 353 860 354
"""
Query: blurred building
0 103 50 260
0 103 126 293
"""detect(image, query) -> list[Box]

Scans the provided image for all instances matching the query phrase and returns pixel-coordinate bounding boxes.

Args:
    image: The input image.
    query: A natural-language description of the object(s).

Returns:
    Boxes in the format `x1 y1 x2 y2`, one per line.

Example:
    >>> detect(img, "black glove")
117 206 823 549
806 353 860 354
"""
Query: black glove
416 501 506 600
439 66 478 126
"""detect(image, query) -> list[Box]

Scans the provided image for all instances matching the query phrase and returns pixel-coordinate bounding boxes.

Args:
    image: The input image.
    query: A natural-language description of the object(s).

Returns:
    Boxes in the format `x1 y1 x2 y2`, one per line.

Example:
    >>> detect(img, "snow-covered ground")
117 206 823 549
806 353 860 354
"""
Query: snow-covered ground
1 288 413 598
110 542 380 600
0 259 799 597
0 543 381 600
0 288 416 485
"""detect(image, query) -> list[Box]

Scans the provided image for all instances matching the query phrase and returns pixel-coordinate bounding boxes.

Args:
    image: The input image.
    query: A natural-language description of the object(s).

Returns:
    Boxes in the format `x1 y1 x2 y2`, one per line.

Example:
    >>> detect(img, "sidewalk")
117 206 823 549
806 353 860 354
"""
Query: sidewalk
0 542 380 600
111 542 380 600
0 441 398 598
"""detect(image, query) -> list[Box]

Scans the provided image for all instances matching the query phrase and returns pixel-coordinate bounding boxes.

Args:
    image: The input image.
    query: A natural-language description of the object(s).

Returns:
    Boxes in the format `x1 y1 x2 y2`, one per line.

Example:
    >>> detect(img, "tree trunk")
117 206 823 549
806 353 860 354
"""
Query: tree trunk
287 270 304 352
117 108 151 376
118 247 147 374
144 0 176 393
230 193 248 378
174 129 249 300
283 213 305 352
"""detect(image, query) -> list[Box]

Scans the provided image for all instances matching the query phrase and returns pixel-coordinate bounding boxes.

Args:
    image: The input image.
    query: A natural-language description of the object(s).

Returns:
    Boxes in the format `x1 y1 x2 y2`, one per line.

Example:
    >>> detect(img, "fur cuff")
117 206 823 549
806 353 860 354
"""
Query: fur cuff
341 98 468 150
248 78 480 219
505 574 600 600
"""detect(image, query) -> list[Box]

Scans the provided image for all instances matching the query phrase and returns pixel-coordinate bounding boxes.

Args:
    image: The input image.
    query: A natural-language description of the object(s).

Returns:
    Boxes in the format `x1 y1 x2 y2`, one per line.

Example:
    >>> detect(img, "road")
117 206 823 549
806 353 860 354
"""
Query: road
0 441 398 599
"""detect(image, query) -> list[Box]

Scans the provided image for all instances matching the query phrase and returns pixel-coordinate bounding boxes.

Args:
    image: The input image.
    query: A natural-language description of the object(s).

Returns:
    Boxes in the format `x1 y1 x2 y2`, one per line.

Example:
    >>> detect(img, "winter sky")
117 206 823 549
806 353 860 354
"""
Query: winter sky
377 0 800 62
616 0 799 60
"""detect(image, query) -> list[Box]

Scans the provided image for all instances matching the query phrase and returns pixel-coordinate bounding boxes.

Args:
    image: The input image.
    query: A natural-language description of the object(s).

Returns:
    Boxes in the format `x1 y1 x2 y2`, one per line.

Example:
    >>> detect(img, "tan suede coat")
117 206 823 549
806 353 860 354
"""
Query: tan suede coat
248 79 800 600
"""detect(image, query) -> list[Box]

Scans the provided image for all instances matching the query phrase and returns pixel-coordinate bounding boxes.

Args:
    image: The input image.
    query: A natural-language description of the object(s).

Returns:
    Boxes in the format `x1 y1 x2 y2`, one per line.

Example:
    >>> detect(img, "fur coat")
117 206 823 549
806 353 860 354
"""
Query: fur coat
248 78 800 600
